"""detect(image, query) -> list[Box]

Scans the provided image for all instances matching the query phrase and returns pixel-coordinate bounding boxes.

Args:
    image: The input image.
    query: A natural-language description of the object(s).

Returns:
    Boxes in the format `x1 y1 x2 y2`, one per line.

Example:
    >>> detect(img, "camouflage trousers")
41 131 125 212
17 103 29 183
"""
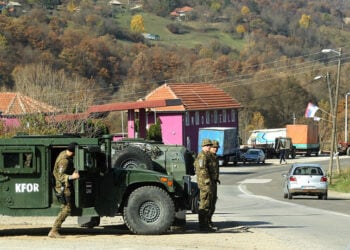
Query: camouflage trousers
209 183 218 220
52 202 72 231
199 184 214 212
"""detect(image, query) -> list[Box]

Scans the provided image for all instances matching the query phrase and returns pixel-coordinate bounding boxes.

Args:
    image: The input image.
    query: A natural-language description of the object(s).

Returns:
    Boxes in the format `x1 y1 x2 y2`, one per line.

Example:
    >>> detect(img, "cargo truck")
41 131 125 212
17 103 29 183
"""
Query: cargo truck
286 124 320 156
0 134 197 235
246 125 319 158
198 127 240 165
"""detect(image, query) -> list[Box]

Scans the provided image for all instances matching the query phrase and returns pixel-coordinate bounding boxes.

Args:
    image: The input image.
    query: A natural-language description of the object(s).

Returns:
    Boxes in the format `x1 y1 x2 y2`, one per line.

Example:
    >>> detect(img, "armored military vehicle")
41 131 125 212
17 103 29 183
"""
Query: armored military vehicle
0 134 197 235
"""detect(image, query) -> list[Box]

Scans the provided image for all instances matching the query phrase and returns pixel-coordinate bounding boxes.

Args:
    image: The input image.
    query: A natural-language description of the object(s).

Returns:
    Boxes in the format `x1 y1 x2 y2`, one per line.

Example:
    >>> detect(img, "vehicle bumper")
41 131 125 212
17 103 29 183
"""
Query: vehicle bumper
289 188 327 195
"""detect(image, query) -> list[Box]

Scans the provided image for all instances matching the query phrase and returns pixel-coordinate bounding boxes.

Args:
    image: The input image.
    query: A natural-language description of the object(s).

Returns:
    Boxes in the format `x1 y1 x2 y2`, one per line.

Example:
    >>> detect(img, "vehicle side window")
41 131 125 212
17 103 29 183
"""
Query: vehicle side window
3 152 32 168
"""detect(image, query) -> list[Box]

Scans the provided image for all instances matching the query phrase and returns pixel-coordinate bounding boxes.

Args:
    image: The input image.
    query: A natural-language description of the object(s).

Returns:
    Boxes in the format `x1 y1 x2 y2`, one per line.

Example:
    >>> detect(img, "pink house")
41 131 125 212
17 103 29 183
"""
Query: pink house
130 83 242 152
48 83 242 153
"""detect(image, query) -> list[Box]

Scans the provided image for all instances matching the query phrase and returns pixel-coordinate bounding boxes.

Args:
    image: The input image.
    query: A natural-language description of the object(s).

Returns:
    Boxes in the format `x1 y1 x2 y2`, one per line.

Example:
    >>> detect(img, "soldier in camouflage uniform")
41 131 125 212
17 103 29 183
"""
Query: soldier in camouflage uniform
194 138 216 232
48 142 80 238
208 140 221 230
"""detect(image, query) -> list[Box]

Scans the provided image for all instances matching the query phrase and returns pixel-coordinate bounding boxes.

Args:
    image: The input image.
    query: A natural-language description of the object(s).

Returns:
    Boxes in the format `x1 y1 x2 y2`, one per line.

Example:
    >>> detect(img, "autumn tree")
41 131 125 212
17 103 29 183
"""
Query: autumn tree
12 63 99 113
299 14 311 28
130 15 145 33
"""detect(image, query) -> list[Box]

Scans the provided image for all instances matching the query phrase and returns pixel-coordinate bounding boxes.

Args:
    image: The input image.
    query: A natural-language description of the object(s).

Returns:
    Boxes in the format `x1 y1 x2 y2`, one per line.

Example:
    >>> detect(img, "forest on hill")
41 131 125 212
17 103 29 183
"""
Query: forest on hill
1 0 350 146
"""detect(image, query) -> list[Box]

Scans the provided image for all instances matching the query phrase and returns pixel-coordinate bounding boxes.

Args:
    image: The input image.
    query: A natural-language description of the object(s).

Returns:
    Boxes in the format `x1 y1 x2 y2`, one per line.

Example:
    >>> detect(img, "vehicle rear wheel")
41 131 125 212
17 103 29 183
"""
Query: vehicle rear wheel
283 193 288 199
318 192 328 200
113 146 154 170
288 190 293 199
191 191 199 214
123 186 175 235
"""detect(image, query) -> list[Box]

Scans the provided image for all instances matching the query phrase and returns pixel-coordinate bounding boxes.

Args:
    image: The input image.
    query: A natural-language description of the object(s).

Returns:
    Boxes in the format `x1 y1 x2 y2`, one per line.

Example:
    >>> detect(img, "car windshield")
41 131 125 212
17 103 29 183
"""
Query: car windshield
293 167 323 175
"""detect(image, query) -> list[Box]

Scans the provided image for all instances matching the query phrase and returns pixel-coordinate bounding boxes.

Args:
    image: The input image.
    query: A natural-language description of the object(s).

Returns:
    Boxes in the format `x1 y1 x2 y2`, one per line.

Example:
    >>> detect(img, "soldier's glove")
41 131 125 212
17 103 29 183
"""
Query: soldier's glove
216 180 221 185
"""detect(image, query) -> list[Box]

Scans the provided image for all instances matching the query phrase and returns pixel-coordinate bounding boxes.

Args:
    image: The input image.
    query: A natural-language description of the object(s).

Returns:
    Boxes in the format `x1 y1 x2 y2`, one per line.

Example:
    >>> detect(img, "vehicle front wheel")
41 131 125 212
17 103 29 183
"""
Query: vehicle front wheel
123 186 175 235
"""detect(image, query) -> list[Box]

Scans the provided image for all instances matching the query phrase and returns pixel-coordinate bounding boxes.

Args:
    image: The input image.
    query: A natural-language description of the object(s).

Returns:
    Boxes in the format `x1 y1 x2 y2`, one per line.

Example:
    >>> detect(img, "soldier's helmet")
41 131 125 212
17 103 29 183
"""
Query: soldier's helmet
212 140 220 148
201 138 213 147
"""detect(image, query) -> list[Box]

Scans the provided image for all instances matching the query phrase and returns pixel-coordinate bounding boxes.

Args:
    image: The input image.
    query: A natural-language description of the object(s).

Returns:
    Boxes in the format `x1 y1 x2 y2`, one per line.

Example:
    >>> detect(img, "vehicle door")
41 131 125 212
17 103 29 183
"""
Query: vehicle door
73 146 102 208
0 146 48 208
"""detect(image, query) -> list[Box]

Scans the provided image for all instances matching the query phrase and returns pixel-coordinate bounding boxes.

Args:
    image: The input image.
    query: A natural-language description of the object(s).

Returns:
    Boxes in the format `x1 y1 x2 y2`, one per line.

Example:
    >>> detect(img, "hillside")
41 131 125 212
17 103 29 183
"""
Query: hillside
1 0 350 145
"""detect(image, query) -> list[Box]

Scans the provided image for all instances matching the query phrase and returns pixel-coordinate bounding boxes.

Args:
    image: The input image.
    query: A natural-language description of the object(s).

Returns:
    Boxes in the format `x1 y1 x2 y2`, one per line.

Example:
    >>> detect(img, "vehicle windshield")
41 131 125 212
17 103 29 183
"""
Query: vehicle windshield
293 167 322 175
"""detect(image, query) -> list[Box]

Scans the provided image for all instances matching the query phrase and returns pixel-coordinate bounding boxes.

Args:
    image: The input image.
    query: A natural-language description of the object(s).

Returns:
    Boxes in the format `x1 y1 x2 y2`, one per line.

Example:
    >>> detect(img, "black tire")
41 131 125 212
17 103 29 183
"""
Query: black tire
191 191 199 214
346 147 350 156
123 186 175 235
322 193 328 200
283 193 288 199
113 146 153 170
288 190 293 199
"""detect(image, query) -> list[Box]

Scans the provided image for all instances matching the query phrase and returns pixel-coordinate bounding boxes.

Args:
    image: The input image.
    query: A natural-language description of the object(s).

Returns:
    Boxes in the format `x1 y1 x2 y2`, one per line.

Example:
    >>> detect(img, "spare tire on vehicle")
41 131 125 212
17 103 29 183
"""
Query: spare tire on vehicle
113 146 154 170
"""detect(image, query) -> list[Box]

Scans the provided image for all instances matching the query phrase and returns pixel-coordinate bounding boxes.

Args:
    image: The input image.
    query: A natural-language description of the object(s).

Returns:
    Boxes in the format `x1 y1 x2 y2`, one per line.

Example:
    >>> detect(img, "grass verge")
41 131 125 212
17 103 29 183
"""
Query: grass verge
328 169 350 193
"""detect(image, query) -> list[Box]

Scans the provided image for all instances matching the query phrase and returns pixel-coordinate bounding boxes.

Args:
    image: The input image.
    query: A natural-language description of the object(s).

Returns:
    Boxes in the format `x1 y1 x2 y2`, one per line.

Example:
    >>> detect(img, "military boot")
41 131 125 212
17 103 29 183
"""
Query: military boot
198 210 216 232
208 216 218 231
48 228 64 238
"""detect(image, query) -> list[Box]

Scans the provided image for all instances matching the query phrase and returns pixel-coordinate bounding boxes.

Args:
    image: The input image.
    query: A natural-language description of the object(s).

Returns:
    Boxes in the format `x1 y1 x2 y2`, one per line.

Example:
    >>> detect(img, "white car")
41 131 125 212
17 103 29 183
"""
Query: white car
282 163 328 200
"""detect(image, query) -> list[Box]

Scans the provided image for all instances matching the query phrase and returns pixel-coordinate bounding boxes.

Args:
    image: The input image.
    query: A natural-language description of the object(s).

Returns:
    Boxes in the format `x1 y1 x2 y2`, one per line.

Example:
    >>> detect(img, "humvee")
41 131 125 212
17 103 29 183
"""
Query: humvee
0 134 197 235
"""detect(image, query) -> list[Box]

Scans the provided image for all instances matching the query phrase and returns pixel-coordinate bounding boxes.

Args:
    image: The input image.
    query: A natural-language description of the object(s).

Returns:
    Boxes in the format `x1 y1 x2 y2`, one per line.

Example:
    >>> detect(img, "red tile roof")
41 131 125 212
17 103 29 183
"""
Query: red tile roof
144 83 242 111
0 92 61 116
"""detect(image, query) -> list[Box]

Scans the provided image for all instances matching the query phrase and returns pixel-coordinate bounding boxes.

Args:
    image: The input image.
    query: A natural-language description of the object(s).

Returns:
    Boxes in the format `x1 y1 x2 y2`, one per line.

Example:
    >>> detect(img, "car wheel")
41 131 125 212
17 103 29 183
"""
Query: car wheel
288 190 293 199
322 193 328 200
283 193 287 199
123 186 175 235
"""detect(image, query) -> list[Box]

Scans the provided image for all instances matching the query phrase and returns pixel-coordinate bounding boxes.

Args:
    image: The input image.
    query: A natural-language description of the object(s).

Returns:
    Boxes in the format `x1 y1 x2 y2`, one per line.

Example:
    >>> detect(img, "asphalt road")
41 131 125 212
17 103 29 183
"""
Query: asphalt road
217 154 350 249
1 154 350 249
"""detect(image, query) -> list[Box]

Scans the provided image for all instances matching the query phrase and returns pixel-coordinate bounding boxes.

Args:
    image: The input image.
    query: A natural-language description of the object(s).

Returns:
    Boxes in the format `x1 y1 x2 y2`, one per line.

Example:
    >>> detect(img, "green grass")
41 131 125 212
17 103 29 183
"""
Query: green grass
114 10 245 50
328 169 350 193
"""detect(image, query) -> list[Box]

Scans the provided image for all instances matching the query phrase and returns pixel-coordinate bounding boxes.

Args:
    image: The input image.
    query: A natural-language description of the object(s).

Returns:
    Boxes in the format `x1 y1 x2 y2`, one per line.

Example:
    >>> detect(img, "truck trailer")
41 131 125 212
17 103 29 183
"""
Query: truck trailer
198 127 240 165
286 124 320 156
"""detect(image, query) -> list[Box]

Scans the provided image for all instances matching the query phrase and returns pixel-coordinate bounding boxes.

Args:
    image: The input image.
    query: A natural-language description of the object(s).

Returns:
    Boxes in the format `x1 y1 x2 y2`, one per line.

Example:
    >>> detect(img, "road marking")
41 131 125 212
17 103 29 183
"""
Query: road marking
239 179 272 184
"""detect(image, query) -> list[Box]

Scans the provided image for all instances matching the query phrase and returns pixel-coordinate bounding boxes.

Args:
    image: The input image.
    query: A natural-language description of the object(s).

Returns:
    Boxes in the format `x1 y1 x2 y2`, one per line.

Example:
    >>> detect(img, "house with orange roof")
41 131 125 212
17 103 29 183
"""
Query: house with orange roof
128 83 242 152
170 6 193 20
0 92 61 128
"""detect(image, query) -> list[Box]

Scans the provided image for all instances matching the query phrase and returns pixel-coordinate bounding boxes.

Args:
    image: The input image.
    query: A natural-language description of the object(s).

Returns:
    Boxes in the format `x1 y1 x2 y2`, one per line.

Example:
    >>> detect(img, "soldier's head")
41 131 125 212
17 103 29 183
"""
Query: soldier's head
201 139 212 152
66 142 78 157
210 140 220 153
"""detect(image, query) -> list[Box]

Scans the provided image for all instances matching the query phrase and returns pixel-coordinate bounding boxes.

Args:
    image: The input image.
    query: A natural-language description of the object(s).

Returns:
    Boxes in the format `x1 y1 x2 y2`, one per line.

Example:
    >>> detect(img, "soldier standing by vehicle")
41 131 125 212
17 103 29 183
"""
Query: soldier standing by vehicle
208 140 221 230
48 142 80 238
194 139 216 232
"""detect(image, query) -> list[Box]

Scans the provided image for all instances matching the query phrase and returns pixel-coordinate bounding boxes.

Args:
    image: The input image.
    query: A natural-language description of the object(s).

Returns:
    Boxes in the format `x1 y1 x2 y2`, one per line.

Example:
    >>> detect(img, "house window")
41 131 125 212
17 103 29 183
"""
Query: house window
185 112 190 126
201 115 204 125
195 111 200 125
214 110 218 124
223 110 227 122
191 116 194 125
206 111 210 124
231 109 236 122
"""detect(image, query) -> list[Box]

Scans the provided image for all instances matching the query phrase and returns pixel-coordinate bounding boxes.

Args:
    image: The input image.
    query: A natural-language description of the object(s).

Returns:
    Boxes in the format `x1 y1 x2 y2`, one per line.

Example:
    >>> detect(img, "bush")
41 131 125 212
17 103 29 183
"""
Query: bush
166 23 189 34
